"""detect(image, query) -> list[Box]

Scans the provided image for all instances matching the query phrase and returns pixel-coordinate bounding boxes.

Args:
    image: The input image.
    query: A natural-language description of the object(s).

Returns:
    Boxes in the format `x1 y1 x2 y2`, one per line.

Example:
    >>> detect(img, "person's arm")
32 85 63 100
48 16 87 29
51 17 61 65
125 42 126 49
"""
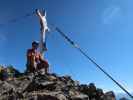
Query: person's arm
36 9 43 19
27 50 35 66
44 10 46 17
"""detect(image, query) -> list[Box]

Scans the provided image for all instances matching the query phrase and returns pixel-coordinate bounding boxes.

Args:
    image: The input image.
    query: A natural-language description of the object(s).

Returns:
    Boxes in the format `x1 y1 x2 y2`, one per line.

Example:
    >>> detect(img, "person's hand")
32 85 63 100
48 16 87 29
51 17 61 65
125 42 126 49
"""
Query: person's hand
35 9 40 15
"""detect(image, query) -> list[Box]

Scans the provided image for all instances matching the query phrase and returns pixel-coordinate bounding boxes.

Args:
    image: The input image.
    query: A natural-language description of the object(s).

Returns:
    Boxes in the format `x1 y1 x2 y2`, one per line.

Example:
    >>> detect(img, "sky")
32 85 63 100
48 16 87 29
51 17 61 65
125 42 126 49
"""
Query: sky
0 0 133 94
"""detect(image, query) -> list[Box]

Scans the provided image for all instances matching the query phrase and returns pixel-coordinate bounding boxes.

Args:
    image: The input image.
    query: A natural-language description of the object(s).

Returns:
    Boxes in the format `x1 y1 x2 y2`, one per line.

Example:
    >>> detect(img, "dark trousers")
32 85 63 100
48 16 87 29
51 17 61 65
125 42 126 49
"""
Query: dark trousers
37 60 49 74
26 60 49 73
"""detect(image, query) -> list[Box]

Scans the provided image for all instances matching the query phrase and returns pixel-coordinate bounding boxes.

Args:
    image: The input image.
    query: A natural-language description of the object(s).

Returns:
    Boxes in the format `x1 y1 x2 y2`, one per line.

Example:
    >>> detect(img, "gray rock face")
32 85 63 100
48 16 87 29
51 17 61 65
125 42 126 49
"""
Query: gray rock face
0 72 116 100
71 94 89 100
104 91 116 100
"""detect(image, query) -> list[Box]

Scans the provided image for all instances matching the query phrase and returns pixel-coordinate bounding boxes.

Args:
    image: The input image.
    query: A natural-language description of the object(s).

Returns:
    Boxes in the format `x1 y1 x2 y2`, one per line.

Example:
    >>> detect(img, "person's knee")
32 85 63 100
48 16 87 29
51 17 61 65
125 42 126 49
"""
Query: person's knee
42 60 49 66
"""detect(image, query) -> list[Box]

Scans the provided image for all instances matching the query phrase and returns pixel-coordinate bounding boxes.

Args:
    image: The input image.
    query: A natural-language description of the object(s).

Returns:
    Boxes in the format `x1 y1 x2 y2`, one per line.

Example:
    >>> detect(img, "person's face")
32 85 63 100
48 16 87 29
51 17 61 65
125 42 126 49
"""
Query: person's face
32 44 39 50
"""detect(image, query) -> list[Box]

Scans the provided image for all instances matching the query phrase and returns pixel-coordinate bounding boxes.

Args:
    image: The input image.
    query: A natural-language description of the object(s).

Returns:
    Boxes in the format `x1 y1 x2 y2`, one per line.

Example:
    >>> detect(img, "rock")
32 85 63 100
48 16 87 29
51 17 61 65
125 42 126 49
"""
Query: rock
56 94 67 100
71 94 89 100
0 67 117 100
104 91 116 100
7 77 31 93
27 94 59 100
96 88 104 100
0 81 15 95
88 83 97 100
48 75 57 81
79 84 90 95
26 91 62 100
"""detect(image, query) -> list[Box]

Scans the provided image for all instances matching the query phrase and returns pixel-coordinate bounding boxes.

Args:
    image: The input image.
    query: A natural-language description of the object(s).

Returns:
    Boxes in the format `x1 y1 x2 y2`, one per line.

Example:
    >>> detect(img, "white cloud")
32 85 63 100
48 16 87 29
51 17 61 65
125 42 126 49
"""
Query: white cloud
102 5 121 24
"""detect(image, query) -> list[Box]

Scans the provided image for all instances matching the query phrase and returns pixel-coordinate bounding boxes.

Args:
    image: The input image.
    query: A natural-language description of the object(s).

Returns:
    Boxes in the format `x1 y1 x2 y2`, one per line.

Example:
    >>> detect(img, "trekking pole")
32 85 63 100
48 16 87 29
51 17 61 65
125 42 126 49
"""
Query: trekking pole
54 26 133 99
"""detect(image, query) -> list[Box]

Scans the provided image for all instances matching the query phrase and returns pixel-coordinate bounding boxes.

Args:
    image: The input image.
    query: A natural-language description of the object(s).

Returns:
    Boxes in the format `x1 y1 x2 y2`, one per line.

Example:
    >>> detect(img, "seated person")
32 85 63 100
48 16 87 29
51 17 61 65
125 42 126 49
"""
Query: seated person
26 41 49 74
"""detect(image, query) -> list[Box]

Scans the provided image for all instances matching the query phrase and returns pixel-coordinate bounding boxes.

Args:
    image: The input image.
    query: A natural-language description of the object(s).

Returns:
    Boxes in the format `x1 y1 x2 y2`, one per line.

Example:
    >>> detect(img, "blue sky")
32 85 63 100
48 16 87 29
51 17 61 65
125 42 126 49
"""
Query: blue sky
0 0 133 94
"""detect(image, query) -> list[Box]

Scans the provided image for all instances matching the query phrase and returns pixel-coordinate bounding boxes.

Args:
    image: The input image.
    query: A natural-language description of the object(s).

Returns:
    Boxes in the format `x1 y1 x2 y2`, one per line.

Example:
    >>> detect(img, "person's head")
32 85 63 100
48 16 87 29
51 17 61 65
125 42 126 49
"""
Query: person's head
32 41 39 50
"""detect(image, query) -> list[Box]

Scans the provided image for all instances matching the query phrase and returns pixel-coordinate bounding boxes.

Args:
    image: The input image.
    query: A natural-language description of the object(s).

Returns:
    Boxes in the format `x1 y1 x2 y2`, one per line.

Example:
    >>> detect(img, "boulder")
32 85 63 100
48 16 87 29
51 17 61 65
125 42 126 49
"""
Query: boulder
104 91 116 100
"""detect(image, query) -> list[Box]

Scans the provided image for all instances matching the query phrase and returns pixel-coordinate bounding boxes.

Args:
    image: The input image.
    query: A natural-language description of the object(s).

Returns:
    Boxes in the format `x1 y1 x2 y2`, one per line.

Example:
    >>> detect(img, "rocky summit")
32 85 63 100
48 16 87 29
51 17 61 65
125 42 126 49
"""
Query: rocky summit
0 72 116 100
